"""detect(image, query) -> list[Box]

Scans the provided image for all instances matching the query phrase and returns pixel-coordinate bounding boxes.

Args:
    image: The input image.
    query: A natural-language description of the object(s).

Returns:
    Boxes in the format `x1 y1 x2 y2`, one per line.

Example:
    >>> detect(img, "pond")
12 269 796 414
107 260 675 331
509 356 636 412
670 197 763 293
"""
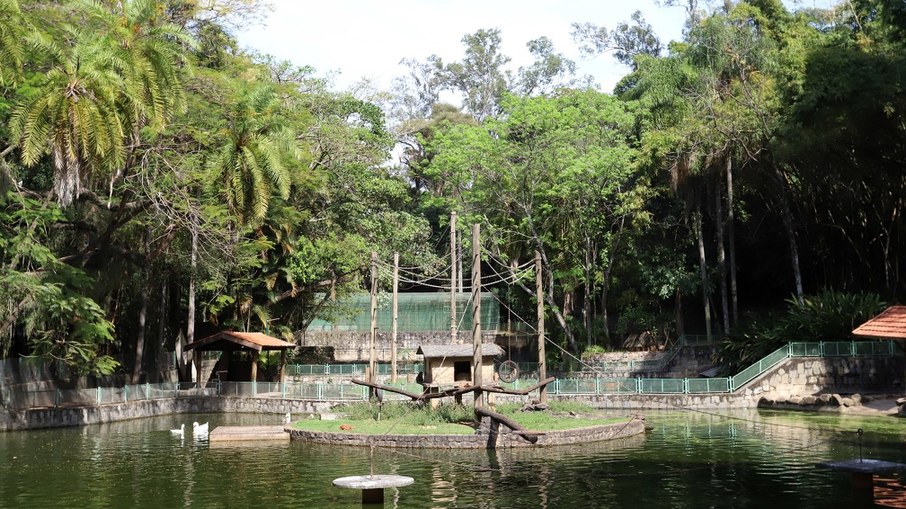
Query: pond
1 408 904 508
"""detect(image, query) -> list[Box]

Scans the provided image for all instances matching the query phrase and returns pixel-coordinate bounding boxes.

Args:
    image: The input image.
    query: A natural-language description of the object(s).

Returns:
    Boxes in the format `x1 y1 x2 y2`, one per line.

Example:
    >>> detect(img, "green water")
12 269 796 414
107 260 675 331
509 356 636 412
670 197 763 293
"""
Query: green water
1 409 904 508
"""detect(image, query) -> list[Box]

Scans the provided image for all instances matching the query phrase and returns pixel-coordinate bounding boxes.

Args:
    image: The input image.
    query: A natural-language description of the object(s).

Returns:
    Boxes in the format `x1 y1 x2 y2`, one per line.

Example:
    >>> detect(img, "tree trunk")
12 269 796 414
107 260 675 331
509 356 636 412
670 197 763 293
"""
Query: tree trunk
714 173 730 335
774 165 804 303
694 205 713 341
132 285 148 384
545 259 578 355
601 284 611 345
727 159 738 325
185 228 197 382
155 281 167 383
583 235 592 346
599 215 625 346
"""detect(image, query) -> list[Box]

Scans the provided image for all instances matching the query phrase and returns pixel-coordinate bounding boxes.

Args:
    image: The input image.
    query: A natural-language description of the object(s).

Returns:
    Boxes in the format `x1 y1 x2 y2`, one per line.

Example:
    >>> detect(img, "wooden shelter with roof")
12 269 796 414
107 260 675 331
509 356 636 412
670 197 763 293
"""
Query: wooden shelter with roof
185 331 296 383
852 305 906 341
416 344 504 389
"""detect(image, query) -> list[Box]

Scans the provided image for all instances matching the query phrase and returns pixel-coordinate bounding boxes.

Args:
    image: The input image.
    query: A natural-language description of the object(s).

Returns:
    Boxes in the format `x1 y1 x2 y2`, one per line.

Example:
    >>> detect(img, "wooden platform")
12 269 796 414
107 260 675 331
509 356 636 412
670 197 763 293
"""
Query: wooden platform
209 425 289 443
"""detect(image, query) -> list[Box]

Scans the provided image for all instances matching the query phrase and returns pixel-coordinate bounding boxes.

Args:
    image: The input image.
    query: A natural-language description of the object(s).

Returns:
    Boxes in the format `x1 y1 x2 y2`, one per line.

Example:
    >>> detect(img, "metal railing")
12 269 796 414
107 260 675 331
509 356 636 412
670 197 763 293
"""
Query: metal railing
578 334 717 375
3 341 897 409
283 335 723 380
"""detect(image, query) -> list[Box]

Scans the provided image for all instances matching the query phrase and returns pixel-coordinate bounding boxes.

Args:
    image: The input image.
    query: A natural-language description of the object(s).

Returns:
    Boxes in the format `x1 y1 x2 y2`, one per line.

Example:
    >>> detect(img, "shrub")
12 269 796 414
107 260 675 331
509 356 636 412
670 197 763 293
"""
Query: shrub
714 291 886 374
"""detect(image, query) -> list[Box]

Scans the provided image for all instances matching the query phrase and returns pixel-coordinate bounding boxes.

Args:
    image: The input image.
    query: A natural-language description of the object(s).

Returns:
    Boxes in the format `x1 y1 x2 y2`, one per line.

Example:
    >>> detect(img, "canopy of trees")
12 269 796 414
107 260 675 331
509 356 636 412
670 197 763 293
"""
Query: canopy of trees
1 0 903 381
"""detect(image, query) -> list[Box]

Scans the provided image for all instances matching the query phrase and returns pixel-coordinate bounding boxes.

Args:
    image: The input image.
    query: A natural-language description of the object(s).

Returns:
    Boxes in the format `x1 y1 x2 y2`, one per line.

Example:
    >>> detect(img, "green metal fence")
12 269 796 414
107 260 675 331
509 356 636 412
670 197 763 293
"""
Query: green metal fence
728 344 791 391
686 377 731 393
639 378 686 394
4 341 897 409
306 292 501 332
788 341 895 357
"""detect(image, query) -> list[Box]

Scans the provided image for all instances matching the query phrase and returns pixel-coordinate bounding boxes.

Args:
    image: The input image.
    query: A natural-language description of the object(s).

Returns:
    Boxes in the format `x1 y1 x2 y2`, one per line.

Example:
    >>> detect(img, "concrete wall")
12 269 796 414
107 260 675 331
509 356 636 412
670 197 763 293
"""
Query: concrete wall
298 331 497 363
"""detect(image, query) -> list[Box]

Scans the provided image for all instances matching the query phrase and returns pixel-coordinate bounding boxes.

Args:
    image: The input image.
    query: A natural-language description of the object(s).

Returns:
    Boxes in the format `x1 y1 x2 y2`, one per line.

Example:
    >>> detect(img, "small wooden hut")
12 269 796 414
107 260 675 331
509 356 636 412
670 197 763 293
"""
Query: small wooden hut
416 344 504 389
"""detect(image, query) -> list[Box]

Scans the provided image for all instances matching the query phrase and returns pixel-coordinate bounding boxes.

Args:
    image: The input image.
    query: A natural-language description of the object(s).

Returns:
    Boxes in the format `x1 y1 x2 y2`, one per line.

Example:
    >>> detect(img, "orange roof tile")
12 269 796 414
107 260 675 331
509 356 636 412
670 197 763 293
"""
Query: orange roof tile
852 305 906 340
186 331 296 351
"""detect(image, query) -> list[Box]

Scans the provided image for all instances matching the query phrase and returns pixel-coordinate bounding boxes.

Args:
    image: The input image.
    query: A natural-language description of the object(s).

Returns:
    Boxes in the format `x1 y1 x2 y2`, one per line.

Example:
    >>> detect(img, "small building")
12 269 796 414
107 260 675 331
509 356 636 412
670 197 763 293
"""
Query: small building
186 331 296 383
416 344 504 389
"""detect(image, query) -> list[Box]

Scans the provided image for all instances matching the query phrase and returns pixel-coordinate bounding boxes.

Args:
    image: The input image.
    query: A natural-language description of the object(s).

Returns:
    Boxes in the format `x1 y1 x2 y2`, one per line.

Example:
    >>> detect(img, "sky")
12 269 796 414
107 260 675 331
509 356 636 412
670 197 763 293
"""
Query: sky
237 0 838 94
236 0 688 93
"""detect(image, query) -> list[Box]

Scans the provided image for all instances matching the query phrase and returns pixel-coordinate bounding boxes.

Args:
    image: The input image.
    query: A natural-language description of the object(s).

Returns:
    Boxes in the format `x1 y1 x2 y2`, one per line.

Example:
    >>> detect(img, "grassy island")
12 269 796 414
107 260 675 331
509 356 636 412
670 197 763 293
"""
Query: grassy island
290 401 625 435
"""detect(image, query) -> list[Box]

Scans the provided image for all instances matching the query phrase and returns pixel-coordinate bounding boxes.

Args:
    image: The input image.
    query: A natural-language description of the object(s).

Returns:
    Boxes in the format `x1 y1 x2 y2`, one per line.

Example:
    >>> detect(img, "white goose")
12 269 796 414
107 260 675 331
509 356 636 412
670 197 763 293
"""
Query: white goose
170 423 185 437
192 421 209 438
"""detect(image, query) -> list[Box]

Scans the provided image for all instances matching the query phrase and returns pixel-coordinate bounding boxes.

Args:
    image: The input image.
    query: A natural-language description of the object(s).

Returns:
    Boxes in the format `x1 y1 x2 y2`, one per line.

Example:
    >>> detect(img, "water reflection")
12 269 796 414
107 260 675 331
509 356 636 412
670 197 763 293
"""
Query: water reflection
0 410 903 508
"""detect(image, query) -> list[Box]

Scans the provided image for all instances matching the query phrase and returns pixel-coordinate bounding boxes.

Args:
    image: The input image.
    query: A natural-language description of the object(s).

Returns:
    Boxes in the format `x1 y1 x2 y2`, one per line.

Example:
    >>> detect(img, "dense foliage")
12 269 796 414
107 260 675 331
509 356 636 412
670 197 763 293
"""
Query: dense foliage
1 0 903 381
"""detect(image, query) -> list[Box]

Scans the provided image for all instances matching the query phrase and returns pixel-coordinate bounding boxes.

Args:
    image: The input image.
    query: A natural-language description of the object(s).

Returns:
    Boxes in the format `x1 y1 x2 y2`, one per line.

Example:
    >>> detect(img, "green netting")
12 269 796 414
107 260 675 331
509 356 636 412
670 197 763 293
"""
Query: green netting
307 292 501 332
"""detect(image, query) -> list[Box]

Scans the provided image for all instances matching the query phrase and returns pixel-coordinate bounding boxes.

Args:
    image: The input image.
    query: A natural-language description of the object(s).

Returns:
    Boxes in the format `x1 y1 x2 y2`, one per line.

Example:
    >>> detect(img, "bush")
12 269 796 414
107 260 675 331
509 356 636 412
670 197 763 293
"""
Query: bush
333 401 475 425
714 291 886 374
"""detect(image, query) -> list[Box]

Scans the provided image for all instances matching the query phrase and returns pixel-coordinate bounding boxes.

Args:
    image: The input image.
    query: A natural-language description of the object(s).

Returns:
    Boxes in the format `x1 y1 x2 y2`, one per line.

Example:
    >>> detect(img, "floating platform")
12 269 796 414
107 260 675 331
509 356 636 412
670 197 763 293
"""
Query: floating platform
333 474 414 504
817 459 906 504
209 425 289 443
817 459 906 475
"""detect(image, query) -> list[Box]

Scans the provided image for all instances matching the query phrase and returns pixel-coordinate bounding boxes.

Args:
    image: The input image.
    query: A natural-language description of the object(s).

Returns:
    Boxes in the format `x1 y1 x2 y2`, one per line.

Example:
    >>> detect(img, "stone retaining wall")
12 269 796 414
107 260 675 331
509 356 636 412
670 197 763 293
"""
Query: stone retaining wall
741 357 904 398
0 397 332 432
288 417 646 449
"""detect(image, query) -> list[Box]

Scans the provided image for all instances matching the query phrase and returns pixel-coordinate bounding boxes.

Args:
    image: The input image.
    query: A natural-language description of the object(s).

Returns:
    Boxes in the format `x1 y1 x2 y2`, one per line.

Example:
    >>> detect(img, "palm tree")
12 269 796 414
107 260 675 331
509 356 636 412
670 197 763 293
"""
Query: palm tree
9 0 193 206
10 32 128 205
79 0 195 131
0 0 25 85
208 84 300 224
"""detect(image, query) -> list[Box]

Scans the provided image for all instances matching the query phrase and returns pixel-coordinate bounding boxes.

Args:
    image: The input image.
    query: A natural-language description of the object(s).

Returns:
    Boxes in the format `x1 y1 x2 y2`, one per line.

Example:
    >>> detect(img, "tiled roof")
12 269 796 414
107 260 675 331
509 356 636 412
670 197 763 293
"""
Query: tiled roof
186 331 296 351
852 305 906 339
417 344 504 359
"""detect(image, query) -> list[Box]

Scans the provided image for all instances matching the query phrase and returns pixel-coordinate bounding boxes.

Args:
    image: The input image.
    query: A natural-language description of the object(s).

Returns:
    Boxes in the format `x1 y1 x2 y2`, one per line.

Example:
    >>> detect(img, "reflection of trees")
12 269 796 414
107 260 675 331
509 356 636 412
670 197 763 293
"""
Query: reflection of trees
5 410 903 507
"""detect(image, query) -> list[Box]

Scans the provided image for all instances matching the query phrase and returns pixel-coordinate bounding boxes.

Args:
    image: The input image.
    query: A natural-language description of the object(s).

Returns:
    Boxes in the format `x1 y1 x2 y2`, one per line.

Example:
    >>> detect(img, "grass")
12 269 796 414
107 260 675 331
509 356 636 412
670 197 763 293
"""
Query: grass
290 401 627 435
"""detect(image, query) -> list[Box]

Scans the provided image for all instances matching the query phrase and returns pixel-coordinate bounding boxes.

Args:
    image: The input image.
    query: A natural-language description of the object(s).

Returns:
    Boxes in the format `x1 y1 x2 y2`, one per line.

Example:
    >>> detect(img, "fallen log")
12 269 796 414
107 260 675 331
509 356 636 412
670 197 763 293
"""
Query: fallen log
474 406 544 444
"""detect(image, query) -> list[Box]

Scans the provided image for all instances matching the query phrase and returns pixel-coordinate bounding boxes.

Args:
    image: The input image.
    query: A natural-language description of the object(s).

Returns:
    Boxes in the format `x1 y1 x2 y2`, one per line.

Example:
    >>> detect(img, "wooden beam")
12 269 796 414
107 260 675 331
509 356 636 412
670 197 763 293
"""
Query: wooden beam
479 377 556 396
351 378 426 401
474 406 543 444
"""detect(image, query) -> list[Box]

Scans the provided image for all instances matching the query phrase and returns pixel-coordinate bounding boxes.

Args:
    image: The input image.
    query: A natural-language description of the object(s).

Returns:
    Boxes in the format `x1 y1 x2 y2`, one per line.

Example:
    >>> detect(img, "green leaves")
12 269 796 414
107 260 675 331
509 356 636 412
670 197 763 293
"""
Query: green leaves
0 192 118 375
207 84 302 225
8 0 193 206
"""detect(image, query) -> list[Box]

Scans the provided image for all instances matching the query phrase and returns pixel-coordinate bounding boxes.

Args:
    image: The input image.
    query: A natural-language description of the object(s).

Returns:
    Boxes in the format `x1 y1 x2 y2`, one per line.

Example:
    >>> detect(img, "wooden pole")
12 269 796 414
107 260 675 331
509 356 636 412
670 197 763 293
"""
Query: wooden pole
450 211 458 343
279 349 286 384
391 252 399 383
369 251 378 397
472 223 483 408
536 250 547 403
